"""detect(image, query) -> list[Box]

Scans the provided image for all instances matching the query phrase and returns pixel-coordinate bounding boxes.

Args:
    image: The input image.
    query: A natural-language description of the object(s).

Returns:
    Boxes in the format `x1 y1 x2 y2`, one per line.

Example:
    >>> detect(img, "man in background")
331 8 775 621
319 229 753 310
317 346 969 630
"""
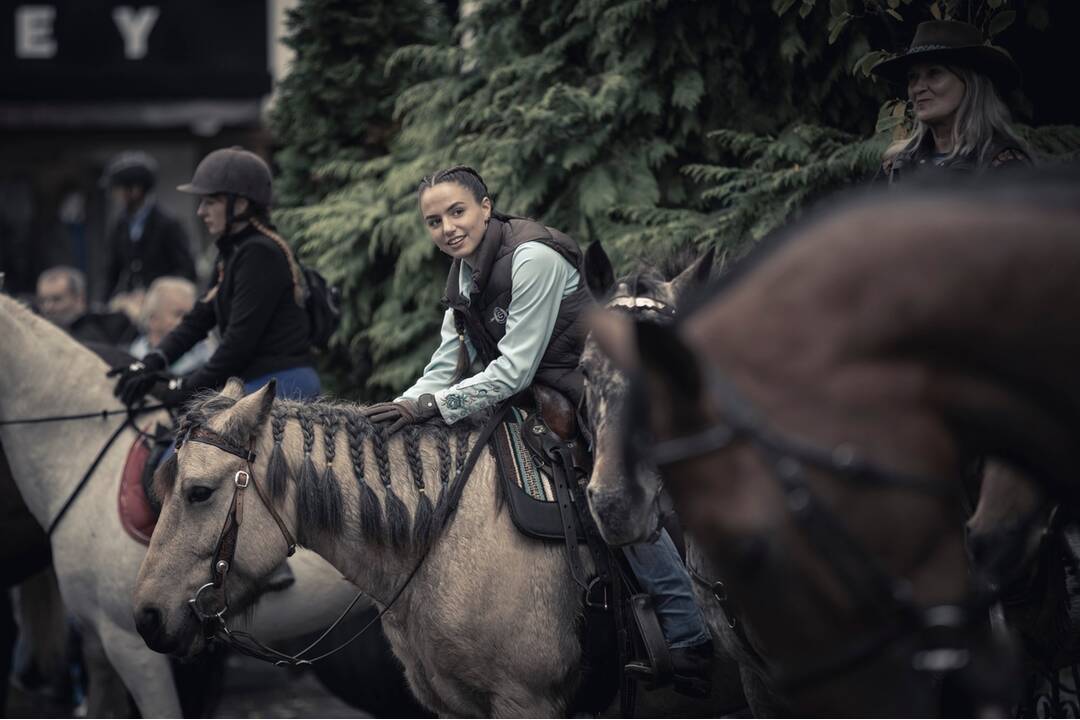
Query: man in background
102 152 196 300
36 266 136 347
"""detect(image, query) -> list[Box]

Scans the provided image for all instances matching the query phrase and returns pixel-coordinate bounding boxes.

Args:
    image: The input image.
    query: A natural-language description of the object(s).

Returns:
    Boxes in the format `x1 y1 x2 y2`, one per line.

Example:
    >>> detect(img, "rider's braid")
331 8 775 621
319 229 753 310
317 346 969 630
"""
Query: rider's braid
249 217 306 308
404 427 434 553
296 406 343 542
266 405 290 501
344 410 383 544
370 424 410 549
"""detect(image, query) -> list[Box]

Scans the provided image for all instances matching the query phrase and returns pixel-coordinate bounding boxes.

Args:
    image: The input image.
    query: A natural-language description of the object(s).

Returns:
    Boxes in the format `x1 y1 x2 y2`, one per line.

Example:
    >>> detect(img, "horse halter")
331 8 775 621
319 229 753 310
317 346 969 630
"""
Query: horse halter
623 367 989 693
177 425 296 626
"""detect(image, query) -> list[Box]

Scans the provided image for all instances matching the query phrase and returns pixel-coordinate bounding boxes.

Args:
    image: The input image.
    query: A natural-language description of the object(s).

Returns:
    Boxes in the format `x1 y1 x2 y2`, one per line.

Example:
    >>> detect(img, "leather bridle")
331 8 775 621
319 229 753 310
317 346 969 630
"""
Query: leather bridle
622 365 995 694
178 425 297 625
170 406 508 666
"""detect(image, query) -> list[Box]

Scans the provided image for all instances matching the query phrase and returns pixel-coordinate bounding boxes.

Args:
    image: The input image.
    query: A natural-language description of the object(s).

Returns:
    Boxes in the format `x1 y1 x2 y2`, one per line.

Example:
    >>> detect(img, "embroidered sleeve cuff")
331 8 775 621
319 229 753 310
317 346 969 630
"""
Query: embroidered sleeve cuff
434 384 501 425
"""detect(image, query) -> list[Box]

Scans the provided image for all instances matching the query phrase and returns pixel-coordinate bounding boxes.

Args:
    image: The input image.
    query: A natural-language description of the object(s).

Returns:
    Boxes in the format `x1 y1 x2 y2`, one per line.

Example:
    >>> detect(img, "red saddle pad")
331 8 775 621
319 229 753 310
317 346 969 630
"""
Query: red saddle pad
118 434 157 545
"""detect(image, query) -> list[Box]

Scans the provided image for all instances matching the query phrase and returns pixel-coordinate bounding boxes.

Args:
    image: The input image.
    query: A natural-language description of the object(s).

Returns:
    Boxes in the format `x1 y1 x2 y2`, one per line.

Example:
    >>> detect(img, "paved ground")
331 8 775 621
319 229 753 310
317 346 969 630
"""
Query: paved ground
4 653 368 718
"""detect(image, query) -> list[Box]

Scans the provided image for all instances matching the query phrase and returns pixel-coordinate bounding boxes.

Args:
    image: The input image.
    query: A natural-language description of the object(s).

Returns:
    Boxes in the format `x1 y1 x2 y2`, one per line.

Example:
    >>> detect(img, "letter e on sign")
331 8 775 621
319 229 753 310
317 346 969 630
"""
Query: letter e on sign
113 6 160 60
16 5 57 59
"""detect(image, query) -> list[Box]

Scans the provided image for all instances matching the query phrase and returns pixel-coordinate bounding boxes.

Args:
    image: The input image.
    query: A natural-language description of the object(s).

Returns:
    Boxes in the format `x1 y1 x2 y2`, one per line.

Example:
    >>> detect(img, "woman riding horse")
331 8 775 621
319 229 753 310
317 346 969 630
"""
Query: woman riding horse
361 165 715 694
112 147 319 408
873 19 1031 183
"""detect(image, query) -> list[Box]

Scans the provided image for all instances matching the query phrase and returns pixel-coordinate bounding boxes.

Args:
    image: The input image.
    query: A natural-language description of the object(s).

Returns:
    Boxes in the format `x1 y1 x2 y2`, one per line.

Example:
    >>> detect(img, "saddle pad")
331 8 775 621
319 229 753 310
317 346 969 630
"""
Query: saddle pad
501 409 556 502
493 409 568 541
118 434 156 545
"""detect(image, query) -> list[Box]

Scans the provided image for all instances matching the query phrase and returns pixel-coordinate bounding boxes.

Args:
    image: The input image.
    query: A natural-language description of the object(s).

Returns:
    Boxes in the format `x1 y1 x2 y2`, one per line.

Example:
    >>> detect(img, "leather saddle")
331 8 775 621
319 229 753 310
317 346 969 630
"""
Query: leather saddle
492 385 675 713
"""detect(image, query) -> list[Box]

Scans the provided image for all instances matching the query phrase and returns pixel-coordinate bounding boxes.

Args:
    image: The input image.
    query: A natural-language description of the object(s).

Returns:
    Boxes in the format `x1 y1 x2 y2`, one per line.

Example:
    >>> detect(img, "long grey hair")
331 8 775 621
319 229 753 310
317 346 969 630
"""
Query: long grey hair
888 65 1031 167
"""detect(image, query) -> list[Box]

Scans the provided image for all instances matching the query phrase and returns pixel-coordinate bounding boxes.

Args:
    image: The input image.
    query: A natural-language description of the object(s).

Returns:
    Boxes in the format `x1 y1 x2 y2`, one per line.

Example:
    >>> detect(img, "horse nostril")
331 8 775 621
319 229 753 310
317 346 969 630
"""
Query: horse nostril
135 605 164 641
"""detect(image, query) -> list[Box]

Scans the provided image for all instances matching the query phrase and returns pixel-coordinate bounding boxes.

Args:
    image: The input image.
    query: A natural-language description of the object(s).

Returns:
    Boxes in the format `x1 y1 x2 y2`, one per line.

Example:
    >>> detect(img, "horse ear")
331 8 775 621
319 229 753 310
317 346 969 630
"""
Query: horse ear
668 246 715 303
584 241 616 299
221 377 246 401
219 380 277 440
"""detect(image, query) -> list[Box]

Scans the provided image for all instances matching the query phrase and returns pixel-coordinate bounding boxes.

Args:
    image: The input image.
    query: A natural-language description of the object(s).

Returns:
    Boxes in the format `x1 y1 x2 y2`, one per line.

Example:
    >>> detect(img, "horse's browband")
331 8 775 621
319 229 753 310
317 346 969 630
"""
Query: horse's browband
179 425 256 463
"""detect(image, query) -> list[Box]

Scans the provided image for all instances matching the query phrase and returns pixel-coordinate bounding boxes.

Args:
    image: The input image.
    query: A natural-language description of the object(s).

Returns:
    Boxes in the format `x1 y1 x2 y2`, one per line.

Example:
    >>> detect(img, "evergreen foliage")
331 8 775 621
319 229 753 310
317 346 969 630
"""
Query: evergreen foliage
272 0 1077 398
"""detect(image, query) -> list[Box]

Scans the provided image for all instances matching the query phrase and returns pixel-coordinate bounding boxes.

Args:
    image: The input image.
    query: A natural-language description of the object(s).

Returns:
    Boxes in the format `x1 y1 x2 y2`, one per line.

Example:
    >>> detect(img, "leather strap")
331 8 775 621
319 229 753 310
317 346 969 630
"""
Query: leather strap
629 593 674 686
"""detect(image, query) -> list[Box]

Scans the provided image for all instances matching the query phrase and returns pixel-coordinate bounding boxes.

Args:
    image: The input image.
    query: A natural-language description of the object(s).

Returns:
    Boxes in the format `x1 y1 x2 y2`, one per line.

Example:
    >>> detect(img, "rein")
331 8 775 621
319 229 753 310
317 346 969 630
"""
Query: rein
179 404 508 667
625 367 993 694
0 403 168 536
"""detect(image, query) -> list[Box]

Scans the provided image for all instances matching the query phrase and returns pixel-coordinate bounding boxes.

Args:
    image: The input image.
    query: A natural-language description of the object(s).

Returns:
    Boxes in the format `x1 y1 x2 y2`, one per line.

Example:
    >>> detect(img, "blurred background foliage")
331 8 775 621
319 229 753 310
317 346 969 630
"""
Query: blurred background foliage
269 0 1079 399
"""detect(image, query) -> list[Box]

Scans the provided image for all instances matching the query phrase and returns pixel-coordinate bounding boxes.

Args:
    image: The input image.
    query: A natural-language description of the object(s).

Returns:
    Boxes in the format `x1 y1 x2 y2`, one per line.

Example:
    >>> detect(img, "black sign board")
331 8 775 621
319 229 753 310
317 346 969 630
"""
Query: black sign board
0 1 271 101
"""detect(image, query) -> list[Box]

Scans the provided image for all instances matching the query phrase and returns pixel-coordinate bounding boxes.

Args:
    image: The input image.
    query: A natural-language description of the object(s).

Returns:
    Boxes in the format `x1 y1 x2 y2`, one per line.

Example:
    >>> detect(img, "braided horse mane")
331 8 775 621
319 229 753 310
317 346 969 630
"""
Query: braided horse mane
157 391 482 555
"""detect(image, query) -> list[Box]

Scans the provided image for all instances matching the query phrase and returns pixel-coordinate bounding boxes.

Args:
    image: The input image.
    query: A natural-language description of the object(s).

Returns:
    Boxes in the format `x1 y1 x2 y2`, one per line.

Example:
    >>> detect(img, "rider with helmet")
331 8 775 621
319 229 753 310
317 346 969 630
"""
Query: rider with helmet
112 147 319 408
102 151 196 299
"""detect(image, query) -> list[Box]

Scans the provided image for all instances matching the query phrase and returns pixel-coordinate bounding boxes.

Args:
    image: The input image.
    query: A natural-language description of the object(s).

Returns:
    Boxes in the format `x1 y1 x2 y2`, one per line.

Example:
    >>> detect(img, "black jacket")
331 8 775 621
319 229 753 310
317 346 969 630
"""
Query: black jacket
877 134 1031 185
105 204 196 297
157 224 311 392
443 216 593 405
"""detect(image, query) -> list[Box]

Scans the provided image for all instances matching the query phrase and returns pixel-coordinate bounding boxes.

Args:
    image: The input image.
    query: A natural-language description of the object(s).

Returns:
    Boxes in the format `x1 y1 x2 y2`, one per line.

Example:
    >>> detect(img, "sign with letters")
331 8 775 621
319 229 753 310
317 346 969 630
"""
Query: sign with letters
0 1 271 100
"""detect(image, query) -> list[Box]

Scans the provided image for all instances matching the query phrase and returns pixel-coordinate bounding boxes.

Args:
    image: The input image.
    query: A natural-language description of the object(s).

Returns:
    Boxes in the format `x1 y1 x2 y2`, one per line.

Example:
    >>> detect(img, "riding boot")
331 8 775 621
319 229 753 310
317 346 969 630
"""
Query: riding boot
625 638 714 698
262 560 295 592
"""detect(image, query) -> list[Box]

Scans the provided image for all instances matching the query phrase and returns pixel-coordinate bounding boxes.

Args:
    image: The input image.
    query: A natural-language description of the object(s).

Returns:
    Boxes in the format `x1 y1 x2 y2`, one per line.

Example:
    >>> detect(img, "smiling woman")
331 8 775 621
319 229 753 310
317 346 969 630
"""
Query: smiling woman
872 20 1031 183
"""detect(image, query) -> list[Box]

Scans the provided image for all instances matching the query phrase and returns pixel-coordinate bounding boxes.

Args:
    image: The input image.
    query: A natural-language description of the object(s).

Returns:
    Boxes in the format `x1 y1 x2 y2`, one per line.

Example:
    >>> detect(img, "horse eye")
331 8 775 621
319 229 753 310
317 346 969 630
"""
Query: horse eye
187 486 215 504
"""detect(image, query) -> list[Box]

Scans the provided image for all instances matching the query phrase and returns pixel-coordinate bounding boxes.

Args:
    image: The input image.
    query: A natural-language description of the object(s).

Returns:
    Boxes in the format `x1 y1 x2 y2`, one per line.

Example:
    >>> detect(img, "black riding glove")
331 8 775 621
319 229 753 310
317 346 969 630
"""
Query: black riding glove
107 351 168 407
361 394 439 435
150 376 193 408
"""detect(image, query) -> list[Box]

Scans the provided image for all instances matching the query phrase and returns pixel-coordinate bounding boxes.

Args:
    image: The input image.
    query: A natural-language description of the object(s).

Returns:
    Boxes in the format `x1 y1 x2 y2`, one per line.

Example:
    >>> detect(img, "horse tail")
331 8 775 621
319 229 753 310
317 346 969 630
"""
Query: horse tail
17 567 68 677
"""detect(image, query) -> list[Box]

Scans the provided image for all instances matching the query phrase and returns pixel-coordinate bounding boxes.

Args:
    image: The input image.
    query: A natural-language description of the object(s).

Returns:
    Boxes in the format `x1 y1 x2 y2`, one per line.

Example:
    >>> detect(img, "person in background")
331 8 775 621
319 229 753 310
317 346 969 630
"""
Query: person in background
872 20 1032 183
129 277 215 375
102 151 197 300
36 266 136 348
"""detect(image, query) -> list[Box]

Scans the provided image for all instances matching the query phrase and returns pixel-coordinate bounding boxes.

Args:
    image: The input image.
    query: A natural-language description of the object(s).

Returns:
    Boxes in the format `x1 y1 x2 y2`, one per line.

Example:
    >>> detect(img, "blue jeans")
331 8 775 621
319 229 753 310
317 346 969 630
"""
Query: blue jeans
624 529 711 649
242 366 321 400
160 366 321 467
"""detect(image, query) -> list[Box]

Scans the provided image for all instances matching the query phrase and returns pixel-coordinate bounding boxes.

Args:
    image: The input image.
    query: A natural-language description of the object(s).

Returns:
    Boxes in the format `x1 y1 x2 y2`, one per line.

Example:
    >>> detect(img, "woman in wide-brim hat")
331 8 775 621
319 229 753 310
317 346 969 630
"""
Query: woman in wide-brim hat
872 20 1031 183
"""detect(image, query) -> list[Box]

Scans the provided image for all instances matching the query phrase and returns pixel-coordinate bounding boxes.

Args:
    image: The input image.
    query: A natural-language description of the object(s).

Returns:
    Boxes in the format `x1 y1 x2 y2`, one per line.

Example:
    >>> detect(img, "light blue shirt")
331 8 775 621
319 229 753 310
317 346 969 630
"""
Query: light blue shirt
399 242 580 424
128 198 154 242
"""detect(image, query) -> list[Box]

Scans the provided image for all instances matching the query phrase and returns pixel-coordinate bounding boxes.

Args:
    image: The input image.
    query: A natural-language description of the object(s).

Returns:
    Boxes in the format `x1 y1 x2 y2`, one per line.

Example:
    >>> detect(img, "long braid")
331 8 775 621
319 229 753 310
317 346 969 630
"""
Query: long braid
371 424 410 549
345 410 383 544
266 405 290 500
320 409 343 528
404 426 434 553
249 217 306 307
296 407 343 543
434 429 453 524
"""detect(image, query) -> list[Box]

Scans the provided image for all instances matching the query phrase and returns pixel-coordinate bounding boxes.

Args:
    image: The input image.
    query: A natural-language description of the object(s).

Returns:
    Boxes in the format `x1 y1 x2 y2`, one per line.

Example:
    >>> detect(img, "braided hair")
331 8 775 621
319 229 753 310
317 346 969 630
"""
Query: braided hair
417 165 491 207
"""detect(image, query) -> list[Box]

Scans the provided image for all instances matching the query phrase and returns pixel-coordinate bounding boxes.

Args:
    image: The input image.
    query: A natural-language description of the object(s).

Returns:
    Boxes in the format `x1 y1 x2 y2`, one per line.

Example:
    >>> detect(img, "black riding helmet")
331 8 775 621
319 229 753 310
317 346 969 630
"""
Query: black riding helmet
178 146 273 233
101 151 158 191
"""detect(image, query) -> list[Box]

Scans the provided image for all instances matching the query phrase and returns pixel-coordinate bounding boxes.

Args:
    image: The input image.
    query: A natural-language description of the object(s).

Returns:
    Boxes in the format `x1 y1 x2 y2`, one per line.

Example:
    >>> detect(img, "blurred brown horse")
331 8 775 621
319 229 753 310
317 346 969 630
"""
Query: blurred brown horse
589 173 1080 715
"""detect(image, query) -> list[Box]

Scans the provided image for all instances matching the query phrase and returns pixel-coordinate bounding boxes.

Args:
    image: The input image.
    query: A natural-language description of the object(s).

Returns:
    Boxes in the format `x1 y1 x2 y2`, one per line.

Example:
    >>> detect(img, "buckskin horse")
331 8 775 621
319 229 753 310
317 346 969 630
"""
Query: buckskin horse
0 293 396 717
586 172 1080 715
129 247 748 718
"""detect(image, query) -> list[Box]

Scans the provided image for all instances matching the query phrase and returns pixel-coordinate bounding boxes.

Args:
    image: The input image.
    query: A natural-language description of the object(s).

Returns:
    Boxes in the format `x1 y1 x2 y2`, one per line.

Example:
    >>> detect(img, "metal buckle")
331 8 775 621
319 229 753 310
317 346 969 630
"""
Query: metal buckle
585 577 609 611
234 470 250 488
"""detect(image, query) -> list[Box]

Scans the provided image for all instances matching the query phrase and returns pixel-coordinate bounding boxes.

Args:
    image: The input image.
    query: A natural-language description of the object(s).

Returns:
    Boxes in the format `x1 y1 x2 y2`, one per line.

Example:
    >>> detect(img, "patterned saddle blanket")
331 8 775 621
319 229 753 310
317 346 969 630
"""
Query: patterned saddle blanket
492 407 589 541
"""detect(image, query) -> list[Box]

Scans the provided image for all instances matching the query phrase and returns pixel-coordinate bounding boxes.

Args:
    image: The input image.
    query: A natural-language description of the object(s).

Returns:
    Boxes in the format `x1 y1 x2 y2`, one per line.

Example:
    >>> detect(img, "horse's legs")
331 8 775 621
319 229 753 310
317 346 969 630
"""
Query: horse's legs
94 620 181 717
82 630 133 718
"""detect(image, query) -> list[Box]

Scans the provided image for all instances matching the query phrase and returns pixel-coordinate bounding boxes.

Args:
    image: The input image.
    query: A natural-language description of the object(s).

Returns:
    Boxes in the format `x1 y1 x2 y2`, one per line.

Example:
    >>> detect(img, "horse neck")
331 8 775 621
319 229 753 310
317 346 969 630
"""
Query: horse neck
709 202 1080 414
262 400 479 602
0 295 135 522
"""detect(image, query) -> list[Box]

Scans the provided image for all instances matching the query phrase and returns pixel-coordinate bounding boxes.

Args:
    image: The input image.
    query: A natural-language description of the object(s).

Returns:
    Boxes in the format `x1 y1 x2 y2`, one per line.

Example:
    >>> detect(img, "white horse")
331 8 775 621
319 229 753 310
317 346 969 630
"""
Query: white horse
0 293 364 717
